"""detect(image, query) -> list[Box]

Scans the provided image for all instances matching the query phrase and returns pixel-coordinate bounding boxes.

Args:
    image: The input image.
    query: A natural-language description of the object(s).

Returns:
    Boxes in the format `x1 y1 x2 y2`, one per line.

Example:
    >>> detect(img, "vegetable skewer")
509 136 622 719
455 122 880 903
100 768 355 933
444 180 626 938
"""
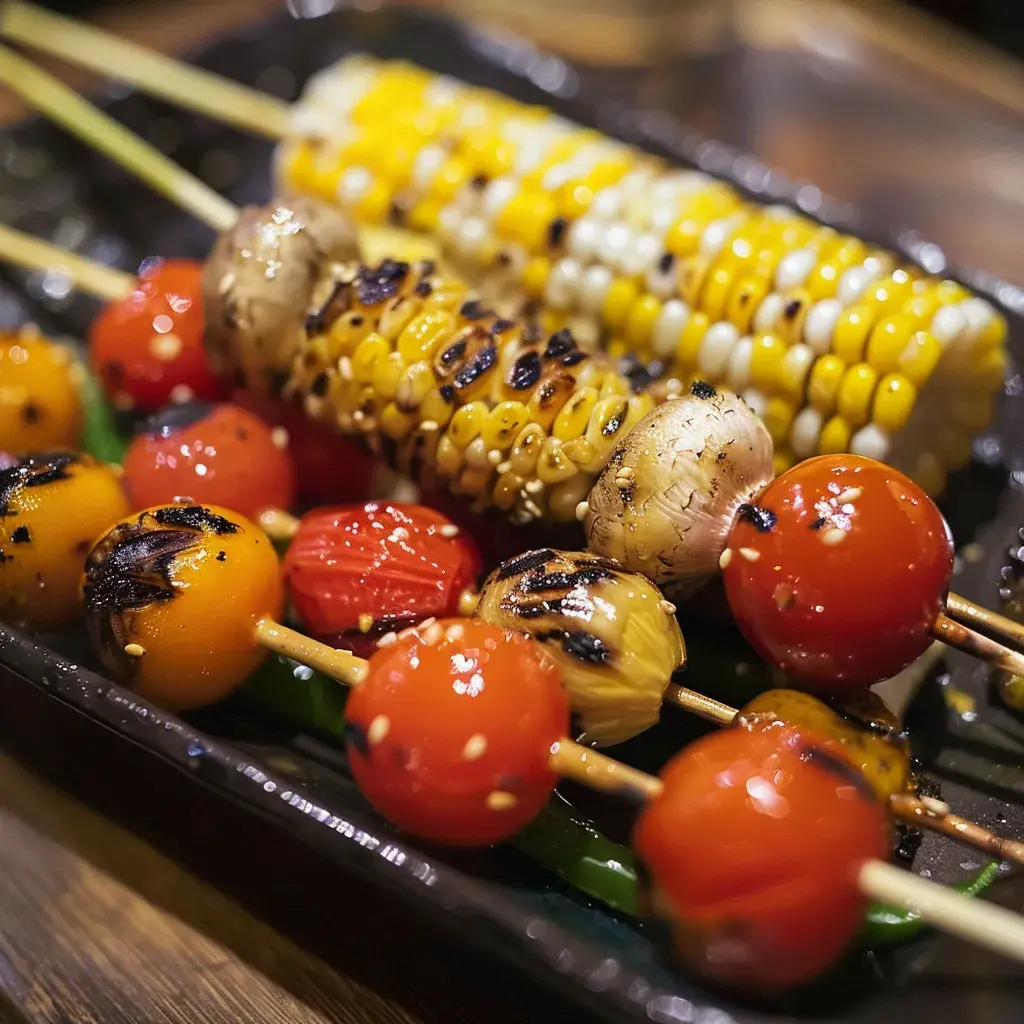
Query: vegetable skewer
0 2 1009 499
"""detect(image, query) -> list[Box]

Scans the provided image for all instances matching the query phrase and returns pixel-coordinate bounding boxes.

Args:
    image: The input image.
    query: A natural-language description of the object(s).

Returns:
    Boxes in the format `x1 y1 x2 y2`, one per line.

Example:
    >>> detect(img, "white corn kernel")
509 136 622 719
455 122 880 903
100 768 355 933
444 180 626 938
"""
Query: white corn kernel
803 299 842 354
456 217 487 258
774 248 817 292
337 165 371 204
598 222 634 272
930 304 968 348
545 258 583 311
567 217 601 263
481 177 518 220
651 299 690 359
697 322 740 377
646 253 677 300
851 423 891 461
742 387 769 419
837 264 879 306
726 337 754 392
623 232 662 279
959 298 996 342
591 186 623 221
579 264 614 315
699 217 735 257
412 145 447 190
752 293 786 333
789 407 822 457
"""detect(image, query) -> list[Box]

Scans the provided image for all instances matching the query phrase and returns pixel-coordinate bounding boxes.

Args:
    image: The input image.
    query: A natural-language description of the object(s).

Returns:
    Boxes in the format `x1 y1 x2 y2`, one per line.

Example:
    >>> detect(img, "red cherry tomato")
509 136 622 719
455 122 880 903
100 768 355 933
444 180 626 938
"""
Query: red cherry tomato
634 727 889 991
722 454 954 689
345 619 568 846
90 259 223 412
232 388 376 505
283 502 481 651
122 402 296 520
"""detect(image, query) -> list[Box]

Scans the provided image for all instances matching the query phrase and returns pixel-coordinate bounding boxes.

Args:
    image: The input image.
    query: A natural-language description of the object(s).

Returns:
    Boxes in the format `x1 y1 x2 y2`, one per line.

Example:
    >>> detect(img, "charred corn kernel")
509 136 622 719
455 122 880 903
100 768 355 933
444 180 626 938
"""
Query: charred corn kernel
818 415 852 455
448 401 488 448
808 355 845 413
625 294 662 349
351 332 390 383
509 422 545 476
371 352 406 401
481 401 530 450
777 344 814 400
872 374 917 433
602 278 640 331
553 387 600 441
398 310 453 363
865 314 917 375
774 449 796 476
764 397 796 445
727 273 770 334
836 363 879 428
897 331 942 387
749 334 787 392
832 305 875 363
676 311 710 370
776 289 811 344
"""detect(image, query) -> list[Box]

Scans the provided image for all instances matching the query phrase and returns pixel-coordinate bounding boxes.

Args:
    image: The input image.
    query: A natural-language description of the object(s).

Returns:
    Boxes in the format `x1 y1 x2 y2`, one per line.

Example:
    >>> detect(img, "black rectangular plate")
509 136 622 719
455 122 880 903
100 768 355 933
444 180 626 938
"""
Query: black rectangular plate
1 7 1023 1024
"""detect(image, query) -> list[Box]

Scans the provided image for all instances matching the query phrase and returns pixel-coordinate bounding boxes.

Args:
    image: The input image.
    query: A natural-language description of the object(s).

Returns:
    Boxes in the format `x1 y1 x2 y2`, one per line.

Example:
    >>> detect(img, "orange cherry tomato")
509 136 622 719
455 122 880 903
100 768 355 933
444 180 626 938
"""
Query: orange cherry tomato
122 402 297 520
0 329 83 453
284 502 481 651
345 619 568 846
0 451 129 629
231 388 376 505
634 727 889 991
82 502 283 711
89 259 223 413
723 454 954 689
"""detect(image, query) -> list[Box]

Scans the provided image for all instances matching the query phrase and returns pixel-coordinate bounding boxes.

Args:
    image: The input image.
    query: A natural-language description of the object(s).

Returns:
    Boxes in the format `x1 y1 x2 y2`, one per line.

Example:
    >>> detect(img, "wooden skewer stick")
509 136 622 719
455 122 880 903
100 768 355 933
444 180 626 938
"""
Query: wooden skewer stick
932 612 1024 676
0 44 238 232
253 619 369 686
946 592 1024 653
0 0 291 140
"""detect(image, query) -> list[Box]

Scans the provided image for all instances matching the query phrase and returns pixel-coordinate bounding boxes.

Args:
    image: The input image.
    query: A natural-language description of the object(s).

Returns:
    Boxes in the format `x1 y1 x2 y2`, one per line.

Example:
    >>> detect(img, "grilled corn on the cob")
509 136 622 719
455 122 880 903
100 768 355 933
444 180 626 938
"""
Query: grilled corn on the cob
276 56 1009 495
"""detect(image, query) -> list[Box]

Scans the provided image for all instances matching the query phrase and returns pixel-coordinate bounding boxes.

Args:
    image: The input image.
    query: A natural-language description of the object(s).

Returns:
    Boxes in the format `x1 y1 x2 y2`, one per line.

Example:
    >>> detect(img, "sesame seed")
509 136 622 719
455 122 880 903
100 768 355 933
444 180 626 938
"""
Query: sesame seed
270 426 289 449
822 528 847 546
439 524 460 538
659 600 677 615
422 622 444 646
462 734 488 761
149 333 183 362
367 715 390 745
719 547 733 570
486 791 518 811
575 500 590 521
738 547 760 562
835 487 862 504
446 623 466 642
358 613 374 634
389 527 410 542
418 617 437 631
124 643 146 657
377 631 399 648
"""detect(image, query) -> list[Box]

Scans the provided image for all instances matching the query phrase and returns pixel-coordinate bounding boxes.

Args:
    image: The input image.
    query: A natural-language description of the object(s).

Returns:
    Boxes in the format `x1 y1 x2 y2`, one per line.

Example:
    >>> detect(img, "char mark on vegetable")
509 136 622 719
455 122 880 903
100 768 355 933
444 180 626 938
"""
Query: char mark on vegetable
495 549 556 581
507 351 541 390
346 720 370 756
137 400 215 438
0 452 80 516
538 629 611 665
305 278 354 336
153 506 240 535
737 504 778 533
11 525 30 544
355 259 410 307
798 743 878 804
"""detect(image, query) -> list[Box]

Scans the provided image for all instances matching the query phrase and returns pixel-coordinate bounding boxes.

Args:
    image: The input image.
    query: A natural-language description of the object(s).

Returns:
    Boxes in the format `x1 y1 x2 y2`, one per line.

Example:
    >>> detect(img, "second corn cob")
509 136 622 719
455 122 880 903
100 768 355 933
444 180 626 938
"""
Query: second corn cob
277 56 1008 495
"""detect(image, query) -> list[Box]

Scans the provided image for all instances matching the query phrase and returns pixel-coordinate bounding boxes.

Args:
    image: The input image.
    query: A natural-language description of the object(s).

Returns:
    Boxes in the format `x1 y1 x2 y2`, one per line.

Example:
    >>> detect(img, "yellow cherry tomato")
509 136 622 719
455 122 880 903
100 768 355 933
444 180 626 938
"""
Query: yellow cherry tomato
0 451 129 629
0 329 83 453
82 503 284 711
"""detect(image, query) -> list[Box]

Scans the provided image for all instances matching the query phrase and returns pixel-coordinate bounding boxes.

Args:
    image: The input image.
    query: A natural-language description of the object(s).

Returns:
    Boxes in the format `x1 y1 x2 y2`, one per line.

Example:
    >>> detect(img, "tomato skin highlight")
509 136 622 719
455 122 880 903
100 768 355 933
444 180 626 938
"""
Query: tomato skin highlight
634 727 889 991
723 454 954 689
284 502 480 639
345 619 568 846
89 259 223 413
122 402 296 520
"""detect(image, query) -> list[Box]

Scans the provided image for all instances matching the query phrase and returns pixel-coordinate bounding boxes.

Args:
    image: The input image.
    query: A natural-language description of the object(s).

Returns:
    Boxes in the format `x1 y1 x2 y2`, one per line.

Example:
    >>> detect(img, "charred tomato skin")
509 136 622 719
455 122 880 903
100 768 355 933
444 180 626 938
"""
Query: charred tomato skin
122 402 297 520
345 619 568 846
634 727 889 991
81 502 283 710
723 454 954 689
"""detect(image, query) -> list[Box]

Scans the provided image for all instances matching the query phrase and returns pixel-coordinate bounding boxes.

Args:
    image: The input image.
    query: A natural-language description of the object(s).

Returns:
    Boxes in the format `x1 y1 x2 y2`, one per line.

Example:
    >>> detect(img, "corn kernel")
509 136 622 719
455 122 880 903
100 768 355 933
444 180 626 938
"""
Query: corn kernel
354 179 392 224
975 309 1008 354
380 403 418 440
863 269 914 316
449 401 488 448
523 256 551 299
286 144 319 193
436 434 464 476
431 157 472 202
832 305 876 363
897 331 942 387
397 310 453 364
774 449 796 476
679 255 711 307
871 373 917 433
676 311 710 370
664 216 705 258
902 293 941 324
510 422 546 476
865 314 917 376
975 347 1008 391
805 260 844 302
776 289 811 344
935 280 970 304
585 396 632 457
749 334 787 392
726 273 770 334
778 344 815 400
536 437 578 484
763 397 796 445
836 363 879 428
699 264 736 322
807 355 846 414
557 182 594 219
408 199 442 234
351 332 391 384
818 415 852 455
419 388 454 429
553 386 600 441
624 294 663 350
482 401 530 450
496 191 558 252
602 278 641 331
371 351 407 402
493 470 525 511
395 361 435 412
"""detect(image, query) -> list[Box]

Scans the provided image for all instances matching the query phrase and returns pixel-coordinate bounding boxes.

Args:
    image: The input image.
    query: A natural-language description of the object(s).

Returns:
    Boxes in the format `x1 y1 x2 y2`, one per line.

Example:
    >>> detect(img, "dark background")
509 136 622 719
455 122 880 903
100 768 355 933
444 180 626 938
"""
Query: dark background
26 0 1024 60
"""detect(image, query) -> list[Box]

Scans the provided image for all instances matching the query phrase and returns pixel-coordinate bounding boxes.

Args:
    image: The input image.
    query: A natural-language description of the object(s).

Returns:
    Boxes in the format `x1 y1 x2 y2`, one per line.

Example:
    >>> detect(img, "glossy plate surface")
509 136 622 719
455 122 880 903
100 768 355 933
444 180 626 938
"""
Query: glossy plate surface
0 7 1022 1023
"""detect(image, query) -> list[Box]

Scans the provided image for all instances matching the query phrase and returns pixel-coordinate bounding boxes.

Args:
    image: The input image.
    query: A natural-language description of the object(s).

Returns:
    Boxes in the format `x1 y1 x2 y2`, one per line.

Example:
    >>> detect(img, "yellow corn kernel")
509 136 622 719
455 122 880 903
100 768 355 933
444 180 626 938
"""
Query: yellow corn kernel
818 415 852 455
509 422 546 476
395 361 435 412
807 355 846 414
523 257 551 300
553 386 600 441
536 437 578 485
776 289 811 344
763 397 796 445
749 334 787 392
602 278 641 332
430 157 472 203
664 216 706 258
773 449 796 477
371 352 407 402
448 401 488 448
805 260 844 302
354 179 392 224
463 436 492 470
699 264 736 323
726 273 770 334
397 310 453 364
350 332 391 384
584 395 632 455
865 314 917 376
777 344 815 400
408 199 442 234
836 363 879 428
493 470 526 512
902 293 941 324
679 255 711 308
871 373 917 433
377 298 420 343
496 191 558 252
935 280 970 304
548 474 595 522
285 144 319 193
863 270 914 316
419 389 455 430
556 182 594 220
379 403 418 440
457 464 494 498
625 295 662 350
436 433 464 476
676 311 710 371
897 331 942 387
378 142 418 187
976 310 1008 354
832 305 876 363
481 401 530 451
462 131 515 179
